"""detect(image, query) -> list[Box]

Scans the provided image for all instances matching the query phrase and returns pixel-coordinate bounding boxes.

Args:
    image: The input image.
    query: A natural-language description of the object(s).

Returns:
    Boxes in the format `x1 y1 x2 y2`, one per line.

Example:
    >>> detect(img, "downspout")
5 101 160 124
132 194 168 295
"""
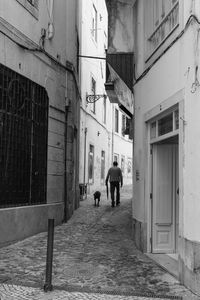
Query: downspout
83 127 87 187
63 103 69 223
111 104 114 161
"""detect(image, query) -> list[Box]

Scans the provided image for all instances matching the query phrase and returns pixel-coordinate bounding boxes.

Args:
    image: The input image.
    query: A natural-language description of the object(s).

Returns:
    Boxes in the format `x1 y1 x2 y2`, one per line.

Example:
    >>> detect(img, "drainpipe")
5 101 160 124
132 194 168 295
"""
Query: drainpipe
111 104 114 162
63 103 69 223
83 127 87 187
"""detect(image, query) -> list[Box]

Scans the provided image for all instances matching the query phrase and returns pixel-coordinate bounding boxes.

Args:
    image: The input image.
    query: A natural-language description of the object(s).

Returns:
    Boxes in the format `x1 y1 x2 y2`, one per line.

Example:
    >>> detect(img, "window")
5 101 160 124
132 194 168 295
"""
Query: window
121 156 125 174
150 107 179 141
145 0 179 58
92 4 97 42
16 0 39 19
102 97 106 124
127 158 132 176
122 114 126 136
0 63 48 208
88 145 94 183
114 154 119 163
115 108 119 133
101 151 105 181
91 77 96 113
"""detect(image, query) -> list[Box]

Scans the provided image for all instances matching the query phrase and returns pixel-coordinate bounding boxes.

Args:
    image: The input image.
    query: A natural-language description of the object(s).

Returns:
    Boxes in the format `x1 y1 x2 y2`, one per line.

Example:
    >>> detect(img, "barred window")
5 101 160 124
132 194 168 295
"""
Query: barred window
0 64 48 208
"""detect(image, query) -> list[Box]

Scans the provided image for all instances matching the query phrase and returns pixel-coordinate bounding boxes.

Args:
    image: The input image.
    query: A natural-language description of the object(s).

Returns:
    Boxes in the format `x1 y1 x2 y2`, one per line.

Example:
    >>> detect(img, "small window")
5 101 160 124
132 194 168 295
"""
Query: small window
115 108 119 133
114 153 119 163
127 158 132 176
121 155 125 174
92 4 97 42
122 114 126 136
150 108 179 140
88 145 94 183
101 151 105 180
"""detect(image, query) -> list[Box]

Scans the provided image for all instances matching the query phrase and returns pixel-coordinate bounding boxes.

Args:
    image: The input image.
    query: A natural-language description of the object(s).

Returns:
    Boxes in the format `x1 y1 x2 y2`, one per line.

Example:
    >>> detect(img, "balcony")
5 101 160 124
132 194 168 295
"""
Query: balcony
147 1 179 60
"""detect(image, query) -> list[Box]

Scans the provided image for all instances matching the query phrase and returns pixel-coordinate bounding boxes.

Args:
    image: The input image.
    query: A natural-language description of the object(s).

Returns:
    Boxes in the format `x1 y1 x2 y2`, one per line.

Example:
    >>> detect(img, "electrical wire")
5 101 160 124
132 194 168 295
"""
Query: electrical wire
0 28 81 100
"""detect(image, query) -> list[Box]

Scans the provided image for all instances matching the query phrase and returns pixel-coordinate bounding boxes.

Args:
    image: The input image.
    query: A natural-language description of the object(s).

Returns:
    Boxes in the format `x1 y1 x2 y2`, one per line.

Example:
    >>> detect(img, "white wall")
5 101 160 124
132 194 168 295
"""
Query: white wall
134 0 200 242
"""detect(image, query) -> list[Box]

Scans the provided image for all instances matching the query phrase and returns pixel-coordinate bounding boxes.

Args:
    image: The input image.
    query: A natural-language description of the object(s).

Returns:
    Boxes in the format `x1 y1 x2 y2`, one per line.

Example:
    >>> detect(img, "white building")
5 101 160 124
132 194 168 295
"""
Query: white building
0 0 80 246
106 0 200 295
78 0 133 196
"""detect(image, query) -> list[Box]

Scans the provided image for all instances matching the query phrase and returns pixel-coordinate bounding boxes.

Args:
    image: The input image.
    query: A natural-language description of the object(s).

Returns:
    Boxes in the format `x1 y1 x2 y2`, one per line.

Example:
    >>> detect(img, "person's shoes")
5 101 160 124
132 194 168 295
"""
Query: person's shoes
116 202 120 206
111 202 115 207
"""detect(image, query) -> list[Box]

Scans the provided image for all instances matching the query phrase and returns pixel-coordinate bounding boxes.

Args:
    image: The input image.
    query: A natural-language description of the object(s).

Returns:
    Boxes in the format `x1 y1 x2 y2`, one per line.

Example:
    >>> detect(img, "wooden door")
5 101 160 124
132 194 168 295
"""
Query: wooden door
152 144 176 253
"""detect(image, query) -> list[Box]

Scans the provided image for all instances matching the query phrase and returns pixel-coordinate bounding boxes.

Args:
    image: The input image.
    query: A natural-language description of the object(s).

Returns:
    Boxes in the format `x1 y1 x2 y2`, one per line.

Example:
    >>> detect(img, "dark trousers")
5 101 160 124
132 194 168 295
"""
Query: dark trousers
110 181 120 205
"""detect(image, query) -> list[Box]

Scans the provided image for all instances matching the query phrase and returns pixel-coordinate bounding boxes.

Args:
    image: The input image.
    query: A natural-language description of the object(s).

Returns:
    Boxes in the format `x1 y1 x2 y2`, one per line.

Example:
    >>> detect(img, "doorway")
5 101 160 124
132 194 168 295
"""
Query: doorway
151 135 179 254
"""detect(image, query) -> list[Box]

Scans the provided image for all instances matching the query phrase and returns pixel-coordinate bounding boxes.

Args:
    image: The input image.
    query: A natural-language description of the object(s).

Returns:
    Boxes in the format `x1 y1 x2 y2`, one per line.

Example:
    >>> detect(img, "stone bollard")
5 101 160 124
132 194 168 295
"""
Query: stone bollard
44 218 54 292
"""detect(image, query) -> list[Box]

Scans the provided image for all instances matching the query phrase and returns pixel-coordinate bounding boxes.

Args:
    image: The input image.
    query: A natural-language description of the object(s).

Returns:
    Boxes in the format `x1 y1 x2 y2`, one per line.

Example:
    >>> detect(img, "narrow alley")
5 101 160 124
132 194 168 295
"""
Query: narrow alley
0 186 198 300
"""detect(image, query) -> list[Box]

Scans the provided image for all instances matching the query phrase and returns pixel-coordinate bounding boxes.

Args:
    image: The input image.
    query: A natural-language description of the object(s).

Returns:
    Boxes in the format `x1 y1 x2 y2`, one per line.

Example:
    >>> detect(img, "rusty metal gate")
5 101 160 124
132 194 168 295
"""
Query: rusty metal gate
0 64 48 208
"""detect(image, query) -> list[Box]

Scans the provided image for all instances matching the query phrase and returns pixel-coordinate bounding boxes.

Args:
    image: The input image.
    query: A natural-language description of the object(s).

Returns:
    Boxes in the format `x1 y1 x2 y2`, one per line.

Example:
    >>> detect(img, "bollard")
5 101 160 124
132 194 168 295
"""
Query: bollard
44 218 54 292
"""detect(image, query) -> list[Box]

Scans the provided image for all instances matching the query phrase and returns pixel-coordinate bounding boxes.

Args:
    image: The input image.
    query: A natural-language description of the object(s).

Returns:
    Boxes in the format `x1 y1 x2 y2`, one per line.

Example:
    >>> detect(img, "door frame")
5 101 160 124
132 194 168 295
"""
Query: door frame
145 101 182 254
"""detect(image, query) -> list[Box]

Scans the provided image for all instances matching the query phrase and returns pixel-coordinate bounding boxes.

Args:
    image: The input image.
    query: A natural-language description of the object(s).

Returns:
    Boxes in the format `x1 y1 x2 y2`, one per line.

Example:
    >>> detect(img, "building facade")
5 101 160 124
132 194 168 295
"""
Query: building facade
133 0 200 294
0 0 80 246
78 0 133 196
106 0 200 295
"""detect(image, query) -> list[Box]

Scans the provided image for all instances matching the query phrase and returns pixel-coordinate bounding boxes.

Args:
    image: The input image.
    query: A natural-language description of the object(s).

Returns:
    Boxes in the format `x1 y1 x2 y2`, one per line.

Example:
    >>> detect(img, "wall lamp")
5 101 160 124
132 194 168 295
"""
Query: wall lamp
86 93 107 103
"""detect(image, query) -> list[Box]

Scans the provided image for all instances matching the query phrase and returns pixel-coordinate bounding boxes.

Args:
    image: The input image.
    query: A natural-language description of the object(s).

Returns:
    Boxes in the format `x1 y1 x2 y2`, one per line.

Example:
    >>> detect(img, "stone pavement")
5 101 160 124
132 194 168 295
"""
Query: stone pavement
0 185 199 300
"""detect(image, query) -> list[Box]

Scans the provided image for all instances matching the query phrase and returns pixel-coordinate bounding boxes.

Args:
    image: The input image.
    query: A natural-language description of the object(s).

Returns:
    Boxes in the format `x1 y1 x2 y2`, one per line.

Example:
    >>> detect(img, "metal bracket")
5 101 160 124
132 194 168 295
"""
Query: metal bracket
86 93 107 103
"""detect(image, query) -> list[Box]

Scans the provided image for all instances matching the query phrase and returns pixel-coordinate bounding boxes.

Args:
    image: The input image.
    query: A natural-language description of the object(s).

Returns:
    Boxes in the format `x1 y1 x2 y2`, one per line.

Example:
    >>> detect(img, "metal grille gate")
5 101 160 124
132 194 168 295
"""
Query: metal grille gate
0 64 48 208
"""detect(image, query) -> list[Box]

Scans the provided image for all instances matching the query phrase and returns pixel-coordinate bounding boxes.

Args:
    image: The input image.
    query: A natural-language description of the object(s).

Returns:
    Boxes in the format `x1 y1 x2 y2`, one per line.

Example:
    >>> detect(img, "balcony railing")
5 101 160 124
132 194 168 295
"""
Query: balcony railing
147 1 179 60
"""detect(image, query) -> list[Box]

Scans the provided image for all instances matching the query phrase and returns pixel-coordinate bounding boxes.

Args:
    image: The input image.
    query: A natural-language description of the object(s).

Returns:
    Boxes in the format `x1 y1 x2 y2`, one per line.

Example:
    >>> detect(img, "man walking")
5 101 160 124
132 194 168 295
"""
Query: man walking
105 161 123 207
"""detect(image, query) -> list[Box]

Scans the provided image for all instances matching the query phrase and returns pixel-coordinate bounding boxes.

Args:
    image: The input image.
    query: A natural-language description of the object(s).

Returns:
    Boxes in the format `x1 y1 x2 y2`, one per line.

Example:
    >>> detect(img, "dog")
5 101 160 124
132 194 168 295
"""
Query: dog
93 191 101 207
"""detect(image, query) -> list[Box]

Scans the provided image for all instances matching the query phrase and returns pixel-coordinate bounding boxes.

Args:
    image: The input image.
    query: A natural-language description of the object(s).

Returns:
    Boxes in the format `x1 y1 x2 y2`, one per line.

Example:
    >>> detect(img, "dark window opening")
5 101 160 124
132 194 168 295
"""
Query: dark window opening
101 150 105 180
115 108 119 133
88 144 94 183
0 64 48 208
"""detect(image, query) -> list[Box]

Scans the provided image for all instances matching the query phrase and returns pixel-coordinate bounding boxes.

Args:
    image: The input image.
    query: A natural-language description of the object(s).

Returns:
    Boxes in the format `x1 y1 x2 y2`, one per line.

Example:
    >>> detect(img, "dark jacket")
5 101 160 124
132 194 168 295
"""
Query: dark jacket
105 166 123 186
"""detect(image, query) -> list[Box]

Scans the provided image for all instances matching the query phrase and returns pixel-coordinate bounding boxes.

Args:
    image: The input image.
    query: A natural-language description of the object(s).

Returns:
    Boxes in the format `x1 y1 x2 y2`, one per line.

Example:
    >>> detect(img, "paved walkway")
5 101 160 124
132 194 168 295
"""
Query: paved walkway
0 185 199 300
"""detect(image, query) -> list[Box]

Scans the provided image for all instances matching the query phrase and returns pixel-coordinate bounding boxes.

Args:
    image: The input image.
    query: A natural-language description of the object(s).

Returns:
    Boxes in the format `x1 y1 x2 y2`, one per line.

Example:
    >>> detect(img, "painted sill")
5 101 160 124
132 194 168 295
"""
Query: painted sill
16 0 39 20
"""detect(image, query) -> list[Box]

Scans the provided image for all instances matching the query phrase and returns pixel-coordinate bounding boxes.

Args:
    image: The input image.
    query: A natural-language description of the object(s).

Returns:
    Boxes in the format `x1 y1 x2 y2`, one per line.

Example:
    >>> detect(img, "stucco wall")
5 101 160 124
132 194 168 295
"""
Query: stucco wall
134 13 200 242
133 1 200 293
0 203 63 248
0 0 80 244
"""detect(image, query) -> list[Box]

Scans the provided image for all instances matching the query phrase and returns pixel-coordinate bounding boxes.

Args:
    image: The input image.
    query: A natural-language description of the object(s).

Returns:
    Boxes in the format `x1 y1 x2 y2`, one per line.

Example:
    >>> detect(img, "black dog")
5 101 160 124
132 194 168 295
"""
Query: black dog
93 191 101 207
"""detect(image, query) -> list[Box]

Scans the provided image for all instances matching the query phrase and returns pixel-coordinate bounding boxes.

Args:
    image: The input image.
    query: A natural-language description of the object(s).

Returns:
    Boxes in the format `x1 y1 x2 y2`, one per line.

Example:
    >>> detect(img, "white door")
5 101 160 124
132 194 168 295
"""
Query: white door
152 144 177 253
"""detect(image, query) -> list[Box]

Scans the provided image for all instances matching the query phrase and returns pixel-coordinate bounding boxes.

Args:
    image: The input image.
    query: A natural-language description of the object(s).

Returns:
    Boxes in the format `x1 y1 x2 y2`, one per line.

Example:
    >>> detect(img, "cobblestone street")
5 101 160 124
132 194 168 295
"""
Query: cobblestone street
0 185 199 300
